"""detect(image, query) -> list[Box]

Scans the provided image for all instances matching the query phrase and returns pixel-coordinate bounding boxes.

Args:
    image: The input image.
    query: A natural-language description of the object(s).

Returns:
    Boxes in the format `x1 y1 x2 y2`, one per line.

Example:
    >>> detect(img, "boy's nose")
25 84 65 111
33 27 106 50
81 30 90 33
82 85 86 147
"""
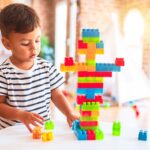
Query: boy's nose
30 43 38 53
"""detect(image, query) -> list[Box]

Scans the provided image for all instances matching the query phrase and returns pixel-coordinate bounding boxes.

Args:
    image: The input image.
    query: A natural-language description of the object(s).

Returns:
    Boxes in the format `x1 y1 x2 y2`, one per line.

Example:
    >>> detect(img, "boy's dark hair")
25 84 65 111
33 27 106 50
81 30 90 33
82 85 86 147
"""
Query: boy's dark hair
0 3 40 37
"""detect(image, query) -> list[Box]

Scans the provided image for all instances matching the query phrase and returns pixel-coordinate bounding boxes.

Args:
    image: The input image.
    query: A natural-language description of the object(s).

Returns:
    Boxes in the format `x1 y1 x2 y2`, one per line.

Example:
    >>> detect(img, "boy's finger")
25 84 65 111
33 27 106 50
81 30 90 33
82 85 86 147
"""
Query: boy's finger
33 116 44 125
33 113 44 121
25 124 32 133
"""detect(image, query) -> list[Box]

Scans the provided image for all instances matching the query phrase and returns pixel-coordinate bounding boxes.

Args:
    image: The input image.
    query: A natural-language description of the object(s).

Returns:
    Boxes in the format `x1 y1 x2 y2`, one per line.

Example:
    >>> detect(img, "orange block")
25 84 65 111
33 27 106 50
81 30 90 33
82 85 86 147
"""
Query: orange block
32 126 42 139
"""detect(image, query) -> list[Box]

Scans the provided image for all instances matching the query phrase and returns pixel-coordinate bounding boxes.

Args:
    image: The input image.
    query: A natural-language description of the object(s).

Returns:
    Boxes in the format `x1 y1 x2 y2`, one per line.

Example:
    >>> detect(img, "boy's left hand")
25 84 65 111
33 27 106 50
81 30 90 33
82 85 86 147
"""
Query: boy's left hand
66 111 80 127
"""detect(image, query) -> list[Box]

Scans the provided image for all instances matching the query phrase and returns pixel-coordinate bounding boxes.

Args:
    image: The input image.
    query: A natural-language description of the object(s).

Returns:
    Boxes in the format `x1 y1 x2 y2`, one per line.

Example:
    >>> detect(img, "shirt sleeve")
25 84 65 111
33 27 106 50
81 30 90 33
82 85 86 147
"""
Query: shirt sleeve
0 70 7 96
49 64 65 90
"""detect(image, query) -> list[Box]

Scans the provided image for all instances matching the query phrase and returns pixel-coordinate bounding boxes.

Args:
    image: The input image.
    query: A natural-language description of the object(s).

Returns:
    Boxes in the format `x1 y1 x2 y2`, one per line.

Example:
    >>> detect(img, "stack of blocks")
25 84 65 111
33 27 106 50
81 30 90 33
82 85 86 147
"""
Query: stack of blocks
32 120 54 142
60 28 124 140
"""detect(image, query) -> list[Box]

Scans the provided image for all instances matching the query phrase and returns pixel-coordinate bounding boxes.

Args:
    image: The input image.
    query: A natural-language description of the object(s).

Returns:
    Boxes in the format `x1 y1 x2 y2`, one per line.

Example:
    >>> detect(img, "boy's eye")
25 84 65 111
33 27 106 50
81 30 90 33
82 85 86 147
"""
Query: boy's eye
21 41 30 46
35 40 40 43
21 43 30 46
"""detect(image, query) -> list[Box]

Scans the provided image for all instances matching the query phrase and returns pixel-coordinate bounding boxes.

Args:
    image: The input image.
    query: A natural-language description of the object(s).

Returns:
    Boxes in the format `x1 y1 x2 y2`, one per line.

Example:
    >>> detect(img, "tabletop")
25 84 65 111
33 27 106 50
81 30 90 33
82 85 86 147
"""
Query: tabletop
0 116 149 150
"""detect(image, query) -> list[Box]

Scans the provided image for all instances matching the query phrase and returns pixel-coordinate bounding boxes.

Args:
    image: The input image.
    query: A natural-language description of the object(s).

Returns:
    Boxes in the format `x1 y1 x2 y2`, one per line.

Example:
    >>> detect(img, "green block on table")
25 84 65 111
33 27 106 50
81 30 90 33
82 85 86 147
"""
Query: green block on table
112 121 121 136
95 128 104 140
45 120 54 130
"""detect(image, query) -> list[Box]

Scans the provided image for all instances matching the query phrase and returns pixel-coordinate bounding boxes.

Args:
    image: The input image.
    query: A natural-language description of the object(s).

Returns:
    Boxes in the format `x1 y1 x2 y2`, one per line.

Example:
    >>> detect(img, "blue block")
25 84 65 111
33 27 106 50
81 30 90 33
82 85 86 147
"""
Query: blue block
77 88 103 95
138 130 147 141
96 41 104 48
82 29 100 38
72 120 87 140
72 120 80 131
96 63 121 72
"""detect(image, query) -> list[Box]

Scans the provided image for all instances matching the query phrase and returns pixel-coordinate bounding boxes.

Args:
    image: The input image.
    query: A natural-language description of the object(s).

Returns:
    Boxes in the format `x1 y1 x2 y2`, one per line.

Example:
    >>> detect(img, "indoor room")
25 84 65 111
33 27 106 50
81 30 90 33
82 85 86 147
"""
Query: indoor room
0 0 150 149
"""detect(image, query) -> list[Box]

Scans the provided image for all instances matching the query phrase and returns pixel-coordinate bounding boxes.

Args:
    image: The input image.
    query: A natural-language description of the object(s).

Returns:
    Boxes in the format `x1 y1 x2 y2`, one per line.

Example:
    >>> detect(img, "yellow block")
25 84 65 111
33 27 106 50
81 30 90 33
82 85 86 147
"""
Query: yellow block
42 132 54 142
60 64 77 72
91 110 100 116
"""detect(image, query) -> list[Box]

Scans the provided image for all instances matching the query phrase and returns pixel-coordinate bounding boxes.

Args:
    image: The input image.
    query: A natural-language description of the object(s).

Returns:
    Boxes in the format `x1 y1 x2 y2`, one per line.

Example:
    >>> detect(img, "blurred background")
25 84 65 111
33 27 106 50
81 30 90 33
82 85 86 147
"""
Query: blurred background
0 0 150 105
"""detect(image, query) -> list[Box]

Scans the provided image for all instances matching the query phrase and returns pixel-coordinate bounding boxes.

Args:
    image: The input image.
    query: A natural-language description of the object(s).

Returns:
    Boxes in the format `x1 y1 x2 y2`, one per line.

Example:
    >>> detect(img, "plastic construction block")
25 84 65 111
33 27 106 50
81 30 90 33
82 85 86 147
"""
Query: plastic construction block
60 64 77 72
96 63 121 72
77 83 103 88
96 49 104 54
86 60 96 66
77 88 103 97
77 95 103 105
87 65 96 72
64 57 74 66
78 49 87 54
80 116 99 122
42 131 54 142
44 120 54 130
77 63 87 71
78 71 112 77
81 102 100 111
72 120 87 140
83 37 100 43
80 126 98 130
115 58 125 66
78 40 87 49
32 126 42 139
95 128 104 140
72 120 80 131
96 41 104 48
80 110 100 117
78 77 104 83
80 121 98 127
112 121 121 136
86 130 96 140
132 105 140 118
138 130 147 141
82 29 100 38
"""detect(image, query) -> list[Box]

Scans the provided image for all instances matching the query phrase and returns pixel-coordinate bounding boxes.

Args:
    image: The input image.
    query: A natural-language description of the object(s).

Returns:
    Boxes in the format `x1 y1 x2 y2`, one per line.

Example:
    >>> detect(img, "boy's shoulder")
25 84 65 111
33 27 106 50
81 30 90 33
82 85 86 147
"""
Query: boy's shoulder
0 59 10 70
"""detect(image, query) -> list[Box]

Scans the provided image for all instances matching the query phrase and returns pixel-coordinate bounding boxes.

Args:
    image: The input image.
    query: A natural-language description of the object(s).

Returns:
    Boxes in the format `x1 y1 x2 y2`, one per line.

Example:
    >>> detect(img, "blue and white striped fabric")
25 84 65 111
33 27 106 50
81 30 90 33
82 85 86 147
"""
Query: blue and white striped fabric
0 57 64 129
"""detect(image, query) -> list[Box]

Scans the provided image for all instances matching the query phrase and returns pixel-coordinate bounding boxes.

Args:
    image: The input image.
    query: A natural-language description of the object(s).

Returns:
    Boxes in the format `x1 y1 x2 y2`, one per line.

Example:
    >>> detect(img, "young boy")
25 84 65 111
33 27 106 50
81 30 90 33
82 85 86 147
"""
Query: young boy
0 3 78 132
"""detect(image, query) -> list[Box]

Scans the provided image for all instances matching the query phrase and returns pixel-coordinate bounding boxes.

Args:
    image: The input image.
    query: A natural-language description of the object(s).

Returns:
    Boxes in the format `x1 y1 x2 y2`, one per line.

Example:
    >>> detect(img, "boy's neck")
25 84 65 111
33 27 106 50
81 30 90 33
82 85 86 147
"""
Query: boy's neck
9 57 35 70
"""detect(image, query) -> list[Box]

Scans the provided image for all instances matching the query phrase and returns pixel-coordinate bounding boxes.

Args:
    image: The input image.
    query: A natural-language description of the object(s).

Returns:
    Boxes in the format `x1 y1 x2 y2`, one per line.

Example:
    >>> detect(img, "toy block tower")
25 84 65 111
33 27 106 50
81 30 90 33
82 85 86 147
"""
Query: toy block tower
60 28 124 140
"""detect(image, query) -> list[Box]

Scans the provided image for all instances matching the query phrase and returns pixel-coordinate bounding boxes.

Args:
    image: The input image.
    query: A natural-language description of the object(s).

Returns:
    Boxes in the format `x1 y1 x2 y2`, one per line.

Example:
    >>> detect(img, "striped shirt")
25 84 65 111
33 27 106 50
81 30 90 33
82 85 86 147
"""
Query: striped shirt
0 57 64 129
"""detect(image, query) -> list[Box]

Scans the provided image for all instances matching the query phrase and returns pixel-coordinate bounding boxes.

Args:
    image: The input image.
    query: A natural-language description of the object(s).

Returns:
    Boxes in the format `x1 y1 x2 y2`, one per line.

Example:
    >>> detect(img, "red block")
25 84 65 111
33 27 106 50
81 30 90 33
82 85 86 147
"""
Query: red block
78 83 103 88
80 110 91 116
80 121 98 127
78 40 87 49
87 130 96 140
78 71 112 77
115 58 125 66
65 57 74 66
77 95 103 105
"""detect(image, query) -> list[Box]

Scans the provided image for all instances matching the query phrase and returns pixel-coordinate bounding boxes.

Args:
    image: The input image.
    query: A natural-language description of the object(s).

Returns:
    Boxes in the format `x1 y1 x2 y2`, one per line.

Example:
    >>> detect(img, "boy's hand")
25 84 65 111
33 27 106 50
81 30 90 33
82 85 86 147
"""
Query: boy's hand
66 111 80 127
18 110 44 132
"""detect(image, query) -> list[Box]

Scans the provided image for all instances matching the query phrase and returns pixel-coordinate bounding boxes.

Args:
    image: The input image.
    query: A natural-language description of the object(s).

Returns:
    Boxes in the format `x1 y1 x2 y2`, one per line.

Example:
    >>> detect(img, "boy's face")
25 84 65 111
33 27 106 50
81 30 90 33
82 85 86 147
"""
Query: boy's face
2 27 41 63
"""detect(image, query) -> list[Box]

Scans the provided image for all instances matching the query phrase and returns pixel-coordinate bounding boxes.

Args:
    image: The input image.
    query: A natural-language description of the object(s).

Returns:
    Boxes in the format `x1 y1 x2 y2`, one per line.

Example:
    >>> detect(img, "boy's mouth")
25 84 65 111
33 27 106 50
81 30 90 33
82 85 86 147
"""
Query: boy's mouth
30 55 36 58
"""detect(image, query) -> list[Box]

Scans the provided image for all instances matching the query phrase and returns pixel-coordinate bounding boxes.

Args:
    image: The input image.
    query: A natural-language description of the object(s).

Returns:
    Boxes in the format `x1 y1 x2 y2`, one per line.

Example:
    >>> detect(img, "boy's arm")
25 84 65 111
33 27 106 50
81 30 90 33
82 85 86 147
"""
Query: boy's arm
51 88 79 126
0 96 44 132
0 96 21 120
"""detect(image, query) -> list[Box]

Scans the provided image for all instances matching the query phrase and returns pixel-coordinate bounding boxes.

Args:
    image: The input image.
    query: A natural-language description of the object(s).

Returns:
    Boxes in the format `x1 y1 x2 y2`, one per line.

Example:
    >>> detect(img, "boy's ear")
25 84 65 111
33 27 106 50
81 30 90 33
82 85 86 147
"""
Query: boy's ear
1 37 11 50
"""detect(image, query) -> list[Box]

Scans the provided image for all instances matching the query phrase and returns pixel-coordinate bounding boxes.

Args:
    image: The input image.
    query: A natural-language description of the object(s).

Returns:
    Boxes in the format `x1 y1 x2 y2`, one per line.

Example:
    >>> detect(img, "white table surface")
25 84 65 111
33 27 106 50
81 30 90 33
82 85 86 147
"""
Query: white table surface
0 117 149 150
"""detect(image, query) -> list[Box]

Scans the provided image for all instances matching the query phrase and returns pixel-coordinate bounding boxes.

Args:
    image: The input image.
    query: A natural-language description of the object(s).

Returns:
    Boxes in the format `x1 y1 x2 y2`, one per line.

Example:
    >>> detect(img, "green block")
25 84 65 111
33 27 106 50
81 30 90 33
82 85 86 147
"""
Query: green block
45 120 54 130
81 102 100 111
112 121 121 136
78 77 103 83
80 116 99 121
83 37 100 43
80 126 98 130
86 60 96 66
95 128 104 140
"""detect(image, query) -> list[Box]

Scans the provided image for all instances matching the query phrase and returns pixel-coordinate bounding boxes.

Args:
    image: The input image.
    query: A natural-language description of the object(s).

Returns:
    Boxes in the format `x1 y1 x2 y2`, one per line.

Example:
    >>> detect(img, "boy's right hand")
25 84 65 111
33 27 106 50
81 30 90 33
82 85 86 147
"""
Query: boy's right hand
18 110 44 132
